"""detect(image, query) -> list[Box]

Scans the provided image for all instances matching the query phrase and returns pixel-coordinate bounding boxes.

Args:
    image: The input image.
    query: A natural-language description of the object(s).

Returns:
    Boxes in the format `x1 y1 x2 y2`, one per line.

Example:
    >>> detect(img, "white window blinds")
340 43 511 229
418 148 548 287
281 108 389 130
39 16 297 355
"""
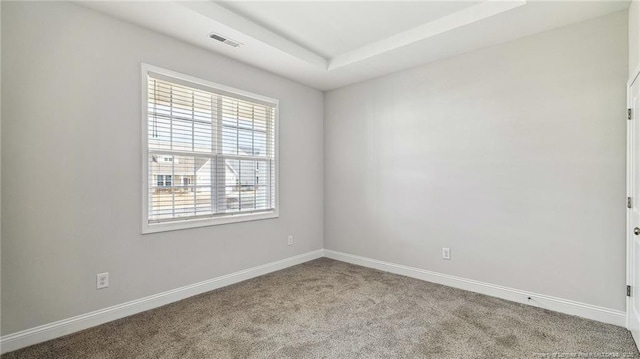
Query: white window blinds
144 68 277 230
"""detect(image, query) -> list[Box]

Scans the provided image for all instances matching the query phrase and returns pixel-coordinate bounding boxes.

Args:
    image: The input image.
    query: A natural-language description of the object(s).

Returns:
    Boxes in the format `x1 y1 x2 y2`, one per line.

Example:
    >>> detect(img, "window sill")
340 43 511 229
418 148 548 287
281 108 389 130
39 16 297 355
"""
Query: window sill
142 210 279 234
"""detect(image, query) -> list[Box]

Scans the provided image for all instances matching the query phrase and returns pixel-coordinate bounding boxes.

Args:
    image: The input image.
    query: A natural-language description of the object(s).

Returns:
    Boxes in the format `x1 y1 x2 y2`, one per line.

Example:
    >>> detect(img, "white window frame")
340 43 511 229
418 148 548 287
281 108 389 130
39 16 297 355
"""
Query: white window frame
141 64 279 234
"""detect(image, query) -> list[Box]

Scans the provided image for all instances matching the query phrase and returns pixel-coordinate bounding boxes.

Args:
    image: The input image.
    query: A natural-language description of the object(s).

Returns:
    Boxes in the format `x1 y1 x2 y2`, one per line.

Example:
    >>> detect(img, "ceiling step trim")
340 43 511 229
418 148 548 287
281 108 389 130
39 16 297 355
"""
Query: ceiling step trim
328 0 527 71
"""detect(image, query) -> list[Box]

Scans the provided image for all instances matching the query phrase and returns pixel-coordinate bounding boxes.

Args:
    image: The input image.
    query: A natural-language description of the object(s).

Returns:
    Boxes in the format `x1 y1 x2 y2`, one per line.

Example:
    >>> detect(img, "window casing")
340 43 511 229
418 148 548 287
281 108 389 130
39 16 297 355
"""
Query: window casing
142 64 278 233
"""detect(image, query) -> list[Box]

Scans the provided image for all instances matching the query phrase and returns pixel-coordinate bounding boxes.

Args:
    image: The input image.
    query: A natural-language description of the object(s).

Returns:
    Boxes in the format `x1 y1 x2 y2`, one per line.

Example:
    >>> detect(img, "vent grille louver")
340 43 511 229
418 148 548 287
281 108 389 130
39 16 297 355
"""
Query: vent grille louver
209 33 241 48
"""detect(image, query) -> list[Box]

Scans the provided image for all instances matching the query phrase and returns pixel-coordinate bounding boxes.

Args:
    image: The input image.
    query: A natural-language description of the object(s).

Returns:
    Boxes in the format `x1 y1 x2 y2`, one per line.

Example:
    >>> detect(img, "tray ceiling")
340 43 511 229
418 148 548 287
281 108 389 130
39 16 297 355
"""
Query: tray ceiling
78 1 630 90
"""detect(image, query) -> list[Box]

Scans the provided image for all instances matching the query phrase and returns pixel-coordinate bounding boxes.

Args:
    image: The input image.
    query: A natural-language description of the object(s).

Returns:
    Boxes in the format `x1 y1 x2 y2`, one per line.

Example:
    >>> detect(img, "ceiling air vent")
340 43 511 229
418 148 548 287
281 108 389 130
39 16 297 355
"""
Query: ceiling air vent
209 33 241 48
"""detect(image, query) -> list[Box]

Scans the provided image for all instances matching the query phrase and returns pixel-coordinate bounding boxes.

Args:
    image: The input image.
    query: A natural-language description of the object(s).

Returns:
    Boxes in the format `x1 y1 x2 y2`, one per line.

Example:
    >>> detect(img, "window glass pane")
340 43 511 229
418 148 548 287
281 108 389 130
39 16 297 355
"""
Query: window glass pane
193 122 212 153
172 119 193 151
222 117 237 127
238 117 252 130
174 188 194 217
239 160 257 211
221 126 238 155
238 160 256 190
195 188 213 215
149 155 173 219
222 159 240 212
254 115 267 132
238 129 253 156
195 157 213 215
256 186 269 210
224 159 239 187
193 92 212 123
195 158 212 187
147 75 276 226
215 159 271 213
257 161 268 186
150 155 172 187
148 114 171 150
254 132 266 156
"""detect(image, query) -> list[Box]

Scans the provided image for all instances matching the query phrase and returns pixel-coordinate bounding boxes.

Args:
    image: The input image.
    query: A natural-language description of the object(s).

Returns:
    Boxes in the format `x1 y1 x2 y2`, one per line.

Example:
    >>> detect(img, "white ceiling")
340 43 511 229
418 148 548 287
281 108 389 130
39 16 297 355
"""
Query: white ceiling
218 1 481 58
78 1 630 91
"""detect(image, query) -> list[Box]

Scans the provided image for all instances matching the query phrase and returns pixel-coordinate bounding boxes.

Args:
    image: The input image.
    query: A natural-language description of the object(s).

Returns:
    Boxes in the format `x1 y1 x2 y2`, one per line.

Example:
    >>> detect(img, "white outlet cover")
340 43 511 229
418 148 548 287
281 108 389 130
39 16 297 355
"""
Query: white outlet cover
442 248 451 260
287 235 293 246
97 272 109 289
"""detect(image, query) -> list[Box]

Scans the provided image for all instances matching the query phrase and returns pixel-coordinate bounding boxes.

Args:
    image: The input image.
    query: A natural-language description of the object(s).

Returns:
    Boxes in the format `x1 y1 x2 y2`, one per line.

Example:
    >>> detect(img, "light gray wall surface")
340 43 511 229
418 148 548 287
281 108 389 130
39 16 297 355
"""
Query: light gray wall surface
1 2 324 335
0 0 3 334
324 12 628 311
631 0 639 78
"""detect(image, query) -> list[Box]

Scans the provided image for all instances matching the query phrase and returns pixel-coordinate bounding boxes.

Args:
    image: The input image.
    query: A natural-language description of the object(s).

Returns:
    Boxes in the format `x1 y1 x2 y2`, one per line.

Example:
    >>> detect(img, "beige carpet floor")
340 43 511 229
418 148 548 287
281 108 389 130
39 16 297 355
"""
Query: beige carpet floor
3 258 639 358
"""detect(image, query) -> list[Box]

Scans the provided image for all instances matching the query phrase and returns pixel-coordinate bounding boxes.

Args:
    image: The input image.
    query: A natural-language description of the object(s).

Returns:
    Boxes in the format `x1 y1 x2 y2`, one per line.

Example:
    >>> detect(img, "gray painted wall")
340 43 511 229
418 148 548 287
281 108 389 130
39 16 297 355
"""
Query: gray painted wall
324 12 628 311
0 0 3 335
631 1 639 77
1 2 324 335
0 0 632 338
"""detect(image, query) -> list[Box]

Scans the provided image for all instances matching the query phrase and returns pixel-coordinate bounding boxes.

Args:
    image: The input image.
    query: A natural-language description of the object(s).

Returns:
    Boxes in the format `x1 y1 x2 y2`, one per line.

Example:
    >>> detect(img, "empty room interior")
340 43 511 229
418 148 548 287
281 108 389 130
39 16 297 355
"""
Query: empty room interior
3 0 640 357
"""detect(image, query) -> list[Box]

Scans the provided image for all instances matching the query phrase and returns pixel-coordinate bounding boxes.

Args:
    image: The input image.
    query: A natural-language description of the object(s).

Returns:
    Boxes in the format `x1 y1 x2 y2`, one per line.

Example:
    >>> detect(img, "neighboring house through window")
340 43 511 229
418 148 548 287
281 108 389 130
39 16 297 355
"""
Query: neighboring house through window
156 174 172 187
142 64 278 233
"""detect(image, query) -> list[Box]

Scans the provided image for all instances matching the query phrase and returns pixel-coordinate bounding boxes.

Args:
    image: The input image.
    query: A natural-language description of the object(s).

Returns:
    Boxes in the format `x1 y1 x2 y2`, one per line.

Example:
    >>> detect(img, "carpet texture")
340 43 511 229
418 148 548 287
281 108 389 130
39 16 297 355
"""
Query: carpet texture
4 258 639 358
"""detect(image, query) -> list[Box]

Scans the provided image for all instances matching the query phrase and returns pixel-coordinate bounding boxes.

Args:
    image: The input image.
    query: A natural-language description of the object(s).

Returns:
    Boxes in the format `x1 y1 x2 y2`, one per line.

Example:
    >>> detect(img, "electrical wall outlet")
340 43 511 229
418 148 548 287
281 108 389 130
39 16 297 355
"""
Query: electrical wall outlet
442 248 451 260
97 272 109 289
287 235 293 246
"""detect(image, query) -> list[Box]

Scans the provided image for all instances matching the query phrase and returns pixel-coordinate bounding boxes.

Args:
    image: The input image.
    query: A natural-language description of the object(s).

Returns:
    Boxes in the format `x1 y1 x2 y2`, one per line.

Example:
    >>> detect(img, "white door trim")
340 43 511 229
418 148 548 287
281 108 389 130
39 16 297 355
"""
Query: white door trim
627 66 640 344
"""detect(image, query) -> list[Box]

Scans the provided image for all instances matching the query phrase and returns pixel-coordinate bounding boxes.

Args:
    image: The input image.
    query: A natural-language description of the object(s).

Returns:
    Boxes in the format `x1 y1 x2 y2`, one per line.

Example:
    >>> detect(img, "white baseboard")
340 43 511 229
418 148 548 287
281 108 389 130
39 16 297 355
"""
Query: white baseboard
1 248 627 354
0 249 324 354
324 249 627 327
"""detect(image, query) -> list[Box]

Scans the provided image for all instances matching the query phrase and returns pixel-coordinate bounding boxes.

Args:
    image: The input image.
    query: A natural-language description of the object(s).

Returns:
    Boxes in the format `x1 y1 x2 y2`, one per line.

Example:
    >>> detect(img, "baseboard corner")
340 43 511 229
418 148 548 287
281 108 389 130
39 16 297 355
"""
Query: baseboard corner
323 249 627 328
0 249 324 354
